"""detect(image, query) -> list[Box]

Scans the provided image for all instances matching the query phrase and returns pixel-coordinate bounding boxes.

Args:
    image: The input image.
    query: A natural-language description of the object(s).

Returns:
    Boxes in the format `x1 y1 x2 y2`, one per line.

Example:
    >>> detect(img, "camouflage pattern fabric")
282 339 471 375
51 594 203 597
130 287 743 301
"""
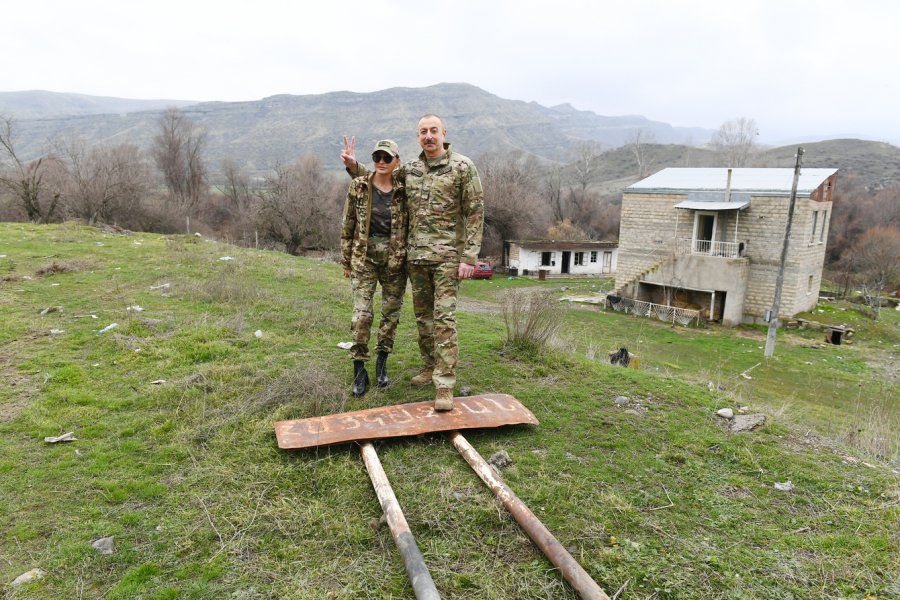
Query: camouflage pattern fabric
407 261 459 389
341 173 407 276
349 144 483 265
402 144 483 265
349 143 483 389
350 237 407 361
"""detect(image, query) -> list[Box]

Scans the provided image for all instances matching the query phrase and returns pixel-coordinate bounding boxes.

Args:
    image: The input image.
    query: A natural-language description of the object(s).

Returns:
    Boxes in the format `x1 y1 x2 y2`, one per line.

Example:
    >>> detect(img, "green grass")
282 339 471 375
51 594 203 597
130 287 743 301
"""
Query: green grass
1 223 897 599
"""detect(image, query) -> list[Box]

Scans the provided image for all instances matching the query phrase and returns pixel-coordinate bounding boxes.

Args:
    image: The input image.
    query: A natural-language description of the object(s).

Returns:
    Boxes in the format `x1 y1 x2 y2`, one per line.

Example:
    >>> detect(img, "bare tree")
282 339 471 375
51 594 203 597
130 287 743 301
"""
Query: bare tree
544 164 565 222
710 117 758 167
257 155 342 255
59 139 150 225
0 116 62 223
218 159 254 213
625 129 656 178
851 226 900 320
151 108 207 213
572 141 602 196
479 151 548 256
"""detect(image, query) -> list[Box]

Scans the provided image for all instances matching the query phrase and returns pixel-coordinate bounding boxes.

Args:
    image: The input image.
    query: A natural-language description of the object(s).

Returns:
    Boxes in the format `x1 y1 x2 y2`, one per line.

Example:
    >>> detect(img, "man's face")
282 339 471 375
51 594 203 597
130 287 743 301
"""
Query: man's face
417 116 446 158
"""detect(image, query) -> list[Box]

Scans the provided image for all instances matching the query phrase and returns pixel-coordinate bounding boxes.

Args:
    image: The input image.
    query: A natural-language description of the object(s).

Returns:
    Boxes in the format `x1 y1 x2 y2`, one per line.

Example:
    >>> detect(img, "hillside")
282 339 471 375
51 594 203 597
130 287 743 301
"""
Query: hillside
1 223 896 599
2 83 711 171
568 139 900 195
0 90 196 119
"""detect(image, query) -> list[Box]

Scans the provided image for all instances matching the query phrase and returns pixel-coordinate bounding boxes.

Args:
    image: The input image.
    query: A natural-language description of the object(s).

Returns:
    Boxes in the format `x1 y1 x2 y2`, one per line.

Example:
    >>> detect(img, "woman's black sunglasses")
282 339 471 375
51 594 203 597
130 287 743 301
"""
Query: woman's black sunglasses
372 152 396 164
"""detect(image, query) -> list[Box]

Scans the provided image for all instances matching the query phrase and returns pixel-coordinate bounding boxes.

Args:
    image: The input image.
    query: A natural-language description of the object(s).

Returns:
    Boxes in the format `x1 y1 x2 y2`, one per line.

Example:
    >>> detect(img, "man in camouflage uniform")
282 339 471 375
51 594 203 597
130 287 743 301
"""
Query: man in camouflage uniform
342 115 484 410
341 140 407 397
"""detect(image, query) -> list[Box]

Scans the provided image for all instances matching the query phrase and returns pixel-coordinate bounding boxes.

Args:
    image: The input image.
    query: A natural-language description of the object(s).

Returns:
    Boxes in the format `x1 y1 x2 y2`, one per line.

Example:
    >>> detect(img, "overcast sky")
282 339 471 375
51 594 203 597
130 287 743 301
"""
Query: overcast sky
2 0 898 144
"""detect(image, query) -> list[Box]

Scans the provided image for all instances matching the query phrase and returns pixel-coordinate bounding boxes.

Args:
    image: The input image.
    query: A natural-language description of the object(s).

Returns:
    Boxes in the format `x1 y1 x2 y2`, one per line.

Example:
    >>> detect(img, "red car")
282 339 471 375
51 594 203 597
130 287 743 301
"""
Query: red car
472 262 493 279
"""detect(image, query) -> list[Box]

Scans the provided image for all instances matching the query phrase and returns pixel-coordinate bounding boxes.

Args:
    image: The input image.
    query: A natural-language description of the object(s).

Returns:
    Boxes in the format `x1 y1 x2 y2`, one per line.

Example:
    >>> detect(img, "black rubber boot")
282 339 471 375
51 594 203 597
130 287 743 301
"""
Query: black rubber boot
352 360 369 398
375 351 390 388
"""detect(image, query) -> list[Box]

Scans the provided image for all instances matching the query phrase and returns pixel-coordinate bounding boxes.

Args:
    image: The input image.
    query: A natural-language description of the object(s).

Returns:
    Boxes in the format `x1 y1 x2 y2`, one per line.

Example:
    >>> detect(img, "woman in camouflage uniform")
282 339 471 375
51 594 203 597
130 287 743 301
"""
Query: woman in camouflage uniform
340 139 408 397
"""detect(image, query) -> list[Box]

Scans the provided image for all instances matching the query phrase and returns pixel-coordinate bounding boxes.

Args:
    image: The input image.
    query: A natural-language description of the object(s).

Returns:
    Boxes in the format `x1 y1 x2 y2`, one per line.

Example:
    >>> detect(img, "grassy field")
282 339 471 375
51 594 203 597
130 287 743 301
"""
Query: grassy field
1 223 897 599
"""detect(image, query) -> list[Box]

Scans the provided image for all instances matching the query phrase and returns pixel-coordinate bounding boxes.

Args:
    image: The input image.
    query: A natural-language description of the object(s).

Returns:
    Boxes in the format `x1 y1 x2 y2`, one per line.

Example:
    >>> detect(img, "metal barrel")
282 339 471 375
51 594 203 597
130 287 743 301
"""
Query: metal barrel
360 442 441 600
450 432 610 600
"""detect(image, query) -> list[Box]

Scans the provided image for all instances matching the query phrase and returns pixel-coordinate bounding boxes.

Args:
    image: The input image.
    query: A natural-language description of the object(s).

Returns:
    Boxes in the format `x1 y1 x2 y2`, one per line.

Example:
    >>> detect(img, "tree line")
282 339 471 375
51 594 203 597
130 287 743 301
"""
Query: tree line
0 108 624 257
2 110 897 311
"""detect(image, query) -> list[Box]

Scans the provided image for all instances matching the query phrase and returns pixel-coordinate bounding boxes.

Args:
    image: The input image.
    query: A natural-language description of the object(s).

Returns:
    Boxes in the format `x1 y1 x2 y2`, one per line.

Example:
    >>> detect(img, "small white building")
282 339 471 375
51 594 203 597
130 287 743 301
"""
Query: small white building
504 240 618 276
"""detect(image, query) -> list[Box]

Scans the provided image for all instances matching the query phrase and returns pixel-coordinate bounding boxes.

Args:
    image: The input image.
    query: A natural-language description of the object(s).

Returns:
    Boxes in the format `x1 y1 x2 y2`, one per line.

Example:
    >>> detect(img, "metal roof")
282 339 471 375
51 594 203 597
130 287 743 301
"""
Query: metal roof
626 168 838 196
674 199 750 210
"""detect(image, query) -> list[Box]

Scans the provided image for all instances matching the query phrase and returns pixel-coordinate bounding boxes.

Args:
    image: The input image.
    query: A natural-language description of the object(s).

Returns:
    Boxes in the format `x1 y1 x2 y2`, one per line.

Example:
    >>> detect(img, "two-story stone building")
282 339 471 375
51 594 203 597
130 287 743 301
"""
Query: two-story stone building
614 167 837 325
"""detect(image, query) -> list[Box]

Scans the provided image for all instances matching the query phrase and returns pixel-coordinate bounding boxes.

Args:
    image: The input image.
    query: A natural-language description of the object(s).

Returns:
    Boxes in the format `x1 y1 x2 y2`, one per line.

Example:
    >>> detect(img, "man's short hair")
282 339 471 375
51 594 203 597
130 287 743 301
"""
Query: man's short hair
418 113 445 129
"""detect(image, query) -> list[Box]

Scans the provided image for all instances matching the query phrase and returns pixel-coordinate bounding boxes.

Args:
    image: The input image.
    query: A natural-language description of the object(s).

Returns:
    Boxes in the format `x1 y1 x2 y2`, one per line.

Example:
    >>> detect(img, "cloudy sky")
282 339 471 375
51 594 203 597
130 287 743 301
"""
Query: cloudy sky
3 0 898 144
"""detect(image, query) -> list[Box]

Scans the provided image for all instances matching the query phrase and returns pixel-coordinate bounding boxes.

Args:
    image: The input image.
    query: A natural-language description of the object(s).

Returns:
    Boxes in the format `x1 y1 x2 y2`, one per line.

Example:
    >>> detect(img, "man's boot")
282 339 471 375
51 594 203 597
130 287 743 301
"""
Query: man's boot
352 360 369 398
375 351 390 388
410 367 434 387
434 388 454 411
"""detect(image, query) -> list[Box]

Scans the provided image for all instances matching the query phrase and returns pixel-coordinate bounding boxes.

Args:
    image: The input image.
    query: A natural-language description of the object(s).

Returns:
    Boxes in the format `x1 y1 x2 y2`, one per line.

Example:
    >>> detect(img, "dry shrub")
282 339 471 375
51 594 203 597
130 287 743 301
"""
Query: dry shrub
260 362 346 420
846 396 899 463
183 264 268 306
35 259 88 276
503 288 564 352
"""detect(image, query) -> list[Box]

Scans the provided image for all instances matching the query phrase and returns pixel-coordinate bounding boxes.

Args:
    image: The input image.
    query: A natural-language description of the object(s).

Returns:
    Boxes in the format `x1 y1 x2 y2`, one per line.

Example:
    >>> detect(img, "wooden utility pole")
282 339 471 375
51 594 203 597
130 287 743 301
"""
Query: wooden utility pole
764 147 804 357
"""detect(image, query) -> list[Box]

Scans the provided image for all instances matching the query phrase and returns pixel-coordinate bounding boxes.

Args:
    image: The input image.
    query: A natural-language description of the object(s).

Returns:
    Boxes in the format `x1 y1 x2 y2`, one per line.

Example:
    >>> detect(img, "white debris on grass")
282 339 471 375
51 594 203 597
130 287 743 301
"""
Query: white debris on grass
150 283 171 290
219 256 235 261
97 323 119 334
11 568 46 587
44 432 77 443
49 329 65 335
337 341 353 350
151 379 166 385
254 330 263 338
126 305 144 312
774 481 794 492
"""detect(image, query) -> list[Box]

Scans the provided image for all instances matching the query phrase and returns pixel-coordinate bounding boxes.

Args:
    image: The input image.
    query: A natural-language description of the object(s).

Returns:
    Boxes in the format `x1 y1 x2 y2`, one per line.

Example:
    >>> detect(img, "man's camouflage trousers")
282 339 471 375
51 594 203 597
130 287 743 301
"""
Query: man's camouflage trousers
407 260 460 389
349 236 407 361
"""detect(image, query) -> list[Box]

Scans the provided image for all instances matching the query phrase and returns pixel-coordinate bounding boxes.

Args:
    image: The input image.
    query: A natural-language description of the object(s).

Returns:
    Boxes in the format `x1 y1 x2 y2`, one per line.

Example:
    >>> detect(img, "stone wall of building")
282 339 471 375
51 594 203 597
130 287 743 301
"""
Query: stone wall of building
617 188 832 322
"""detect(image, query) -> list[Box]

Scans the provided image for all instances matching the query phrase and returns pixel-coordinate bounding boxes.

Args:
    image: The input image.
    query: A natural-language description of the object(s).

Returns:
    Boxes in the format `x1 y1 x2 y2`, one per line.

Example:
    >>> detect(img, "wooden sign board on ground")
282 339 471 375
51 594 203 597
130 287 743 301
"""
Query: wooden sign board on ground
274 393 538 450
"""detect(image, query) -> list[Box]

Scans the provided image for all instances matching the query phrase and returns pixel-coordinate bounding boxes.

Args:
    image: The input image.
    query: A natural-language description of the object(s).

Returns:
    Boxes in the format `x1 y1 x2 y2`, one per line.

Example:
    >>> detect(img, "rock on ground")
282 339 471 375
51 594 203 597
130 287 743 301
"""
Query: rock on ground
11 568 46 587
730 414 766 433
488 450 512 470
91 536 115 555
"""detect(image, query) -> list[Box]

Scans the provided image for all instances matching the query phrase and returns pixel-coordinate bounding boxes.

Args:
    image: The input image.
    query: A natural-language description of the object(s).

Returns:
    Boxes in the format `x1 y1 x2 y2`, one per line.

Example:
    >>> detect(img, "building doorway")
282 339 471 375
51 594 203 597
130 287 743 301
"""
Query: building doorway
561 251 571 274
692 211 717 254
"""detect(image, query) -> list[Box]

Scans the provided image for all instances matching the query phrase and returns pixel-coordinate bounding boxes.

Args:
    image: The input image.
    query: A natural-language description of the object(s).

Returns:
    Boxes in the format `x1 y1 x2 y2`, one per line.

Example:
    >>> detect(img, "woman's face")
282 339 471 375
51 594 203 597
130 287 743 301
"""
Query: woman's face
372 152 399 175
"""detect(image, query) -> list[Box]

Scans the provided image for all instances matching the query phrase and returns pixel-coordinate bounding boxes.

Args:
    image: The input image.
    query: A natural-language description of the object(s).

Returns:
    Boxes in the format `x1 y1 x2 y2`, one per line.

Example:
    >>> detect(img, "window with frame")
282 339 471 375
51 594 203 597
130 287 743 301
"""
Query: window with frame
541 252 552 266
574 252 584 266
809 210 819 244
590 251 598 263
808 274 814 294
819 210 828 243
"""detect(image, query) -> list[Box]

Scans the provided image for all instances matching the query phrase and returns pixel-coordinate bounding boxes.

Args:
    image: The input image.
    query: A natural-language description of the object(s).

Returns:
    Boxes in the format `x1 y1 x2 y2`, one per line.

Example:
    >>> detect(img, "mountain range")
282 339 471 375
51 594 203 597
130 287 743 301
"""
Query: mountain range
2 84 899 192
0 84 713 172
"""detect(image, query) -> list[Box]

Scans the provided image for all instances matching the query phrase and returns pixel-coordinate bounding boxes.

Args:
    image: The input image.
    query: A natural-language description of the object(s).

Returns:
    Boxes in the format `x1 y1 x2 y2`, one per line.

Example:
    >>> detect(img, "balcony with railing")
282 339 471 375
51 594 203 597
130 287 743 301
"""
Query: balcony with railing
676 238 745 258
